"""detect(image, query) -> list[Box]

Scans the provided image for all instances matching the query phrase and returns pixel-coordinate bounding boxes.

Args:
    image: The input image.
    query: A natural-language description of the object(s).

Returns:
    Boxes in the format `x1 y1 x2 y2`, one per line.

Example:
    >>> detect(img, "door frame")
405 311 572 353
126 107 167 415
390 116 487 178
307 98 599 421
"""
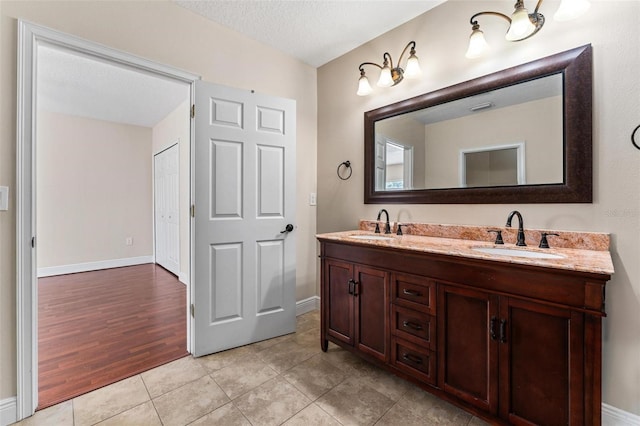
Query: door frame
16 20 199 420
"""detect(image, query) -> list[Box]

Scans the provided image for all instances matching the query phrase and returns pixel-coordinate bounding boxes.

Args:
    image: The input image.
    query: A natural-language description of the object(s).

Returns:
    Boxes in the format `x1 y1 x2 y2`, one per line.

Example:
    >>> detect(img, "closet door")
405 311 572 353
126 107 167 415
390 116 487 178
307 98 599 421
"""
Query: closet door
154 144 180 275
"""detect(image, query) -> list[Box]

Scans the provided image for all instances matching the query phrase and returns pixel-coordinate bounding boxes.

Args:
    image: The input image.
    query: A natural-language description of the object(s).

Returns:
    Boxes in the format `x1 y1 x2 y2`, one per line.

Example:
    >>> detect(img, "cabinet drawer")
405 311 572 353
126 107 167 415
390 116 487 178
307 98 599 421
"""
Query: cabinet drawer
392 273 436 315
391 305 435 350
391 337 436 385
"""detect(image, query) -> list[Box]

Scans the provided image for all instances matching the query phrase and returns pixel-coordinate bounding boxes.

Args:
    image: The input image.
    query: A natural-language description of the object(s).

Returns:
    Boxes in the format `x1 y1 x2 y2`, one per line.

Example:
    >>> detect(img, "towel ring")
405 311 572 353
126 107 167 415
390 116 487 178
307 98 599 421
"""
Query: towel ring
337 160 352 180
632 124 640 151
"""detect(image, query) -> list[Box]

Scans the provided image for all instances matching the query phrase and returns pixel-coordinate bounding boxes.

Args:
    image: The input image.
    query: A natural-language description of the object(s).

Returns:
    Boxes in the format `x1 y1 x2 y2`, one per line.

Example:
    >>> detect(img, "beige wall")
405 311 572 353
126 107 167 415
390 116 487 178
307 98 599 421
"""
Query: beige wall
36 111 153 268
318 0 640 415
425 96 562 187
152 100 190 282
0 0 317 401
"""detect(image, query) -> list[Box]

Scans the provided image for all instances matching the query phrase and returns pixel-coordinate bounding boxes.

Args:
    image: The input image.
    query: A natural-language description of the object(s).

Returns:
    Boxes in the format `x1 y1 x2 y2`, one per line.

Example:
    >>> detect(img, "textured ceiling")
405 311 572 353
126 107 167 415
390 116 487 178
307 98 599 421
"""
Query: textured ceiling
174 0 446 67
37 44 190 128
37 1 446 127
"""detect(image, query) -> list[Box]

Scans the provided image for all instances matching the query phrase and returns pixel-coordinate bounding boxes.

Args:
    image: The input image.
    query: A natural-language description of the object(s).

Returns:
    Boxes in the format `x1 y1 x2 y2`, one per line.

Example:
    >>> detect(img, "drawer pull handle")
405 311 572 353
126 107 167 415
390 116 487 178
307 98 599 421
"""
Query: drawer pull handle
402 353 423 364
402 321 423 331
403 288 421 297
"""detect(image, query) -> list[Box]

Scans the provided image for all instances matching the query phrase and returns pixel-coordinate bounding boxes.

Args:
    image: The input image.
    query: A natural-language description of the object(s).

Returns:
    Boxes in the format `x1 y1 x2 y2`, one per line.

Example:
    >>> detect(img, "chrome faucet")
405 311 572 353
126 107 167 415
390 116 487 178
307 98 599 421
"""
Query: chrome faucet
375 209 391 234
506 210 526 246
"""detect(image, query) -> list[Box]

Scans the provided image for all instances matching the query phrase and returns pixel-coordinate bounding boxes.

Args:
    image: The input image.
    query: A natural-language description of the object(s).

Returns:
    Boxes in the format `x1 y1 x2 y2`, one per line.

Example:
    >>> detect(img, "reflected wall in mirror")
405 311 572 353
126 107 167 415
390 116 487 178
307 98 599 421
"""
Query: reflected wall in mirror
364 44 592 204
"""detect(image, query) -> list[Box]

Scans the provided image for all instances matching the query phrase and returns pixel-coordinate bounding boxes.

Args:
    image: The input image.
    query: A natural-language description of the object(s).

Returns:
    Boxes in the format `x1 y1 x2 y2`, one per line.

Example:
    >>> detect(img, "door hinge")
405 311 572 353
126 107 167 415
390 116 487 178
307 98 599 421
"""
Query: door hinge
31 236 36 248
190 204 195 217
191 303 195 317
191 104 195 118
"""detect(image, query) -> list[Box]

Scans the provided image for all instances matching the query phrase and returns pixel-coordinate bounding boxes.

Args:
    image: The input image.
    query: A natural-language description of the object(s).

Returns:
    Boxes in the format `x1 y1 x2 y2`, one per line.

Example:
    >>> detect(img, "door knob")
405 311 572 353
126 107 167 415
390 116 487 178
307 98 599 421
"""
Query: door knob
280 224 294 233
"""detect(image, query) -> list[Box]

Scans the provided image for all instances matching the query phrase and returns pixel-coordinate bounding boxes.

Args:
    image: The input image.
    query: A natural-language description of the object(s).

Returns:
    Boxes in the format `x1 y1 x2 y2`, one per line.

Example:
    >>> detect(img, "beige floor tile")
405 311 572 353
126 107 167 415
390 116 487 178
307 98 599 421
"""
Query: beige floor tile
292 327 321 348
358 365 413 402
189 402 251 425
296 312 320 333
153 375 229 426
318 344 373 376
14 400 73 426
374 403 428 426
396 386 472 425
141 356 207 398
282 403 342 426
316 376 395 426
257 339 319 373
197 345 258 373
468 417 491 426
96 401 161 426
73 375 150 426
212 355 278 399
282 354 346 400
234 376 311 426
250 333 294 352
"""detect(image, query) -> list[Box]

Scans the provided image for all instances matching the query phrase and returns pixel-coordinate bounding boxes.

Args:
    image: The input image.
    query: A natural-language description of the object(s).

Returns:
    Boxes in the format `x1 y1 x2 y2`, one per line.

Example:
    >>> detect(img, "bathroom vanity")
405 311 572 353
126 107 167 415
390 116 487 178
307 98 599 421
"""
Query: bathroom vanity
317 223 613 426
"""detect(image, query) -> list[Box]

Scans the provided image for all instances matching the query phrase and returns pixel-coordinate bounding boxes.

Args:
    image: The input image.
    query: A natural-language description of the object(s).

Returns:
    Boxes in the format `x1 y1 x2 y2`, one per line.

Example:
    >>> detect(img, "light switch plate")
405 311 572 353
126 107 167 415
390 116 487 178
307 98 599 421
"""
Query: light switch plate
0 186 8 211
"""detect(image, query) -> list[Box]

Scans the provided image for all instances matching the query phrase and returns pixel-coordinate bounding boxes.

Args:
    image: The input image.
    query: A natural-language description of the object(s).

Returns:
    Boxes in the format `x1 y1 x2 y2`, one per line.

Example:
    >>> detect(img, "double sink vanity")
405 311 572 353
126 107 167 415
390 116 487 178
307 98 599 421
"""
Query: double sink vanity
316 218 613 425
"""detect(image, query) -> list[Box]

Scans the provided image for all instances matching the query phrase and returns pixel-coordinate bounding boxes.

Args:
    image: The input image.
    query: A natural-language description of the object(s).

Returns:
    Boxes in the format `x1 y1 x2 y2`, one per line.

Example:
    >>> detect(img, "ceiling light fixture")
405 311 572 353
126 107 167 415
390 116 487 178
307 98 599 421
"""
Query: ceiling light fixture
465 0 591 59
357 41 421 96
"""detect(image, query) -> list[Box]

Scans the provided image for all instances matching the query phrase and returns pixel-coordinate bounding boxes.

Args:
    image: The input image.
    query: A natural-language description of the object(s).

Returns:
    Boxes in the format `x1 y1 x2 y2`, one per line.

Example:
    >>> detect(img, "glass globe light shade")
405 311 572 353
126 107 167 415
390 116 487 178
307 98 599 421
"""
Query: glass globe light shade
377 65 394 88
466 28 489 59
356 74 373 96
404 53 422 79
506 6 536 40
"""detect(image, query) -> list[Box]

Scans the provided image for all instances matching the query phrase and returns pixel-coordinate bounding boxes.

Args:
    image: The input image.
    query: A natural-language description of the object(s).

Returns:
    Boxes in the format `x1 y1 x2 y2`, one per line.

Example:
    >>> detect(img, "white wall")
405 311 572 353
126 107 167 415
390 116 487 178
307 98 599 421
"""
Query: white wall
0 0 317 402
36 111 153 268
318 0 640 415
152 99 190 283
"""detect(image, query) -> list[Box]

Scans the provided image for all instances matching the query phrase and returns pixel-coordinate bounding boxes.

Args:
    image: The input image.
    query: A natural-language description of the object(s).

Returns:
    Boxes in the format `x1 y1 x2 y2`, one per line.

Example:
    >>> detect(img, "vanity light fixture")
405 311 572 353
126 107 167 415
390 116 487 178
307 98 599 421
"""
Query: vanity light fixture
465 0 591 59
357 41 421 96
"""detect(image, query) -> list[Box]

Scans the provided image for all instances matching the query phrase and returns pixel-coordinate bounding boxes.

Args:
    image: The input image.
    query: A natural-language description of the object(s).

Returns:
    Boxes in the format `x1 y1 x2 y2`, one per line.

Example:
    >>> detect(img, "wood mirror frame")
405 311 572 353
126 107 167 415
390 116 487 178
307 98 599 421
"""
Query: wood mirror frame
364 44 592 204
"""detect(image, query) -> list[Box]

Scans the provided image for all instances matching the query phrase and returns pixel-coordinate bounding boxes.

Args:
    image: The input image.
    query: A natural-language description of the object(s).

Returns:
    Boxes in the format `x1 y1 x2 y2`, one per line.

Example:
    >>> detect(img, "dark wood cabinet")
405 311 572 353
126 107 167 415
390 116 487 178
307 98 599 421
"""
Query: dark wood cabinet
319 239 609 426
322 258 389 362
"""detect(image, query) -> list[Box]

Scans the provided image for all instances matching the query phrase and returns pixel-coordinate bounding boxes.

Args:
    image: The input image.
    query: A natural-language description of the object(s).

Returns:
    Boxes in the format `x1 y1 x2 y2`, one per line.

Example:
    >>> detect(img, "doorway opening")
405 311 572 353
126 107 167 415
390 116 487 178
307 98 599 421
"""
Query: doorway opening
17 21 198 416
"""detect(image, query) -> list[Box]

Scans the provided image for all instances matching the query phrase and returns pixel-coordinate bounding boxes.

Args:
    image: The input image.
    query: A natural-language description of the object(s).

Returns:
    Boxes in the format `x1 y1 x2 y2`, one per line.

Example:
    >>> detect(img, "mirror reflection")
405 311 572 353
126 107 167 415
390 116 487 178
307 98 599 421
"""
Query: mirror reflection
374 73 563 191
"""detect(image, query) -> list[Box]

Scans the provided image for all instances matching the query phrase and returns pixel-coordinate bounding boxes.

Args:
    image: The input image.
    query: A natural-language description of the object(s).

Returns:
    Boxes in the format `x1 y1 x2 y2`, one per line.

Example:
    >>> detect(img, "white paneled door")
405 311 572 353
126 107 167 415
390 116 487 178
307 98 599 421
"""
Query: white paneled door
154 144 180 275
193 81 296 357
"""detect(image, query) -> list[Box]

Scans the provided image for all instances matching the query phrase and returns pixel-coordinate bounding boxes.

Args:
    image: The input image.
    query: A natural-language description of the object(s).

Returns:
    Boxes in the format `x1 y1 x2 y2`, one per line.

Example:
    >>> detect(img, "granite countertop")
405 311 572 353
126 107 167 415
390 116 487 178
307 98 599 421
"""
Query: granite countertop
316 229 615 276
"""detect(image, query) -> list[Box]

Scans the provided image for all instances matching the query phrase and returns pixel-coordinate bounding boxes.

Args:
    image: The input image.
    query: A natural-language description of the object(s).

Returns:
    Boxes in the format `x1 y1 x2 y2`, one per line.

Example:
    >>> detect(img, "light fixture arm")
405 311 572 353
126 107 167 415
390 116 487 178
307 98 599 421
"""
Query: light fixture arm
396 41 416 68
356 40 422 95
469 11 512 27
358 62 383 73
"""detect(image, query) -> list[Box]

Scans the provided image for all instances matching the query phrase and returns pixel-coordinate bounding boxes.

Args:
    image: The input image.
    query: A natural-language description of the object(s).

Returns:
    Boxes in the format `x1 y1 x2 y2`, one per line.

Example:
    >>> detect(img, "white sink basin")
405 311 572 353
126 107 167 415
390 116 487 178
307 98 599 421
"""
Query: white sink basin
349 235 394 241
472 246 565 260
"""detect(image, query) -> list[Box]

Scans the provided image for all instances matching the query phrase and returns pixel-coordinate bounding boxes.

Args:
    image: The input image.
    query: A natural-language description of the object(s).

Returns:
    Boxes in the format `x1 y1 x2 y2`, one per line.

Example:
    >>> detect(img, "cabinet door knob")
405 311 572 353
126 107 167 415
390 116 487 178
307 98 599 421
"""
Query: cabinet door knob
499 319 507 343
348 279 355 295
489 316 498 341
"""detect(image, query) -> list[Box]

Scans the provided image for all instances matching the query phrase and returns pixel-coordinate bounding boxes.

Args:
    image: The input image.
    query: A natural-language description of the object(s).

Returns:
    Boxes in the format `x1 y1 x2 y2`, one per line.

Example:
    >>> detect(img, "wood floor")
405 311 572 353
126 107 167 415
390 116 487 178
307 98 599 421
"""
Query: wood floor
38 264 188 409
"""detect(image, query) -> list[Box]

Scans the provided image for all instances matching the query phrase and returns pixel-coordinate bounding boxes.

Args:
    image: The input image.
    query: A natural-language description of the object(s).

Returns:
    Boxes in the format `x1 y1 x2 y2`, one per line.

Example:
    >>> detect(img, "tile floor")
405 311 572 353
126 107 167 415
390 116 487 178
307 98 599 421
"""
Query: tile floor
15 310 490 426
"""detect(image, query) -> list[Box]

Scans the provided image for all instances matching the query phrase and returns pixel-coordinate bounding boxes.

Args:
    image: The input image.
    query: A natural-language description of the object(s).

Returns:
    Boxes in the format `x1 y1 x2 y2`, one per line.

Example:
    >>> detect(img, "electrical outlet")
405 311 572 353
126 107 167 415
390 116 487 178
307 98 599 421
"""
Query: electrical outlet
309 192 317 206
0 186 8 211
125 237 133 246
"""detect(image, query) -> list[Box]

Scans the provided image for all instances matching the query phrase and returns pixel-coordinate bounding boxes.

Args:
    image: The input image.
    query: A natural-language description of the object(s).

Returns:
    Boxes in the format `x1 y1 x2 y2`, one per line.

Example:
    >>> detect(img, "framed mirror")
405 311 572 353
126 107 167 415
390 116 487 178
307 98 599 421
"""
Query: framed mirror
364 44 592 204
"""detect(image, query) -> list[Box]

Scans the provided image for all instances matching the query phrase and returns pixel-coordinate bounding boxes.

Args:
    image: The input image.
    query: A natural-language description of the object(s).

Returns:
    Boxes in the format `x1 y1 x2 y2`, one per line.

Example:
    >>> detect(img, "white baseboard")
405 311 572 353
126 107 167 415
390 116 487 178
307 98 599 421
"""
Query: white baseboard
603 403 640 426
0 397 16 426
37 256 154 277
296 295 320 316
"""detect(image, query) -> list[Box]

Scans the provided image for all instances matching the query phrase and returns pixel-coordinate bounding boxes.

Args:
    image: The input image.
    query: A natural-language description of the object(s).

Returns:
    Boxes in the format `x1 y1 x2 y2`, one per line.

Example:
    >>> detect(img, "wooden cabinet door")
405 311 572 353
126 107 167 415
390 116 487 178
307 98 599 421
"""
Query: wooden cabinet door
499 297 584 426
324 259 354 346
438 284 499 414
354 266 389 362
